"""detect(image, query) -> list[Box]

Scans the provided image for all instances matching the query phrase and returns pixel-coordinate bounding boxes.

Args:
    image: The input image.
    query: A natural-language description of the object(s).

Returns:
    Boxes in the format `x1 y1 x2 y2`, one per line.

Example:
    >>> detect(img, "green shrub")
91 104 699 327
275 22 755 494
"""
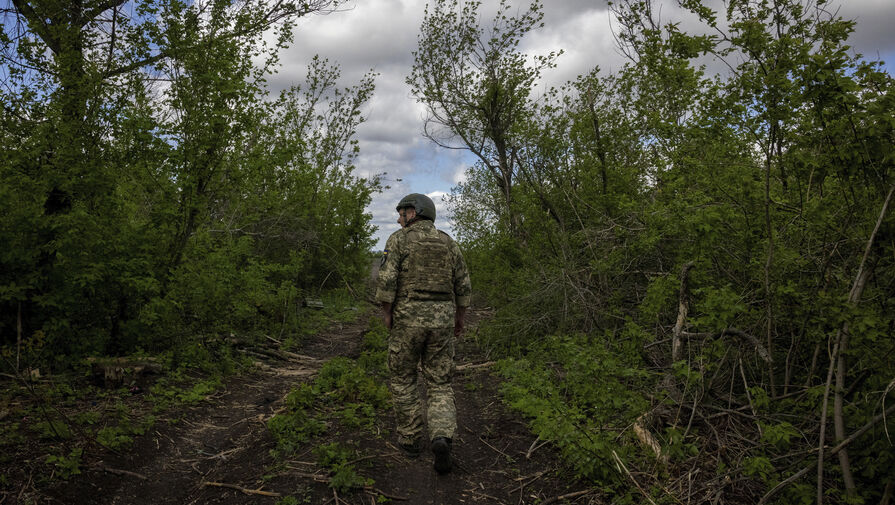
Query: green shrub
32 418 72 441
497 333 649 481
46 448 82 479
313 442 372 493
267 408 327 456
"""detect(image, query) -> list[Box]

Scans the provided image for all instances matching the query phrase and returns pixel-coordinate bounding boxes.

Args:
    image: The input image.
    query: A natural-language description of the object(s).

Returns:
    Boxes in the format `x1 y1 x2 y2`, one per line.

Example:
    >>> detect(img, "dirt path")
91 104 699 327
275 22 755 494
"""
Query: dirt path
46 312 589 505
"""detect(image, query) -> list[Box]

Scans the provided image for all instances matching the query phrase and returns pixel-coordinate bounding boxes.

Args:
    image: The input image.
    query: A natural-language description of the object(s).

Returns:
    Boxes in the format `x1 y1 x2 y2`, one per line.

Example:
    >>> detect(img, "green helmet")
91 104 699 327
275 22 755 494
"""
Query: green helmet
396 193 436 222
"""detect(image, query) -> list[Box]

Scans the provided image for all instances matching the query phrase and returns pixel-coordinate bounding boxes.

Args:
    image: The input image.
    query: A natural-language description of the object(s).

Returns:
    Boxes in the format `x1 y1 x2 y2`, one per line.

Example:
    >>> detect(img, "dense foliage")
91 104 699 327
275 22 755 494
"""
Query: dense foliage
410 0 895 502
0 0 379 367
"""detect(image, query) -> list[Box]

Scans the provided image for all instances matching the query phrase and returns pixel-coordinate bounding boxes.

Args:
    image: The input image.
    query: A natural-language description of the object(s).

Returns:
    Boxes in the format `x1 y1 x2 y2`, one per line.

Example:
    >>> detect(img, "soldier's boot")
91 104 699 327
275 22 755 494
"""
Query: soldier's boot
431 437 452 474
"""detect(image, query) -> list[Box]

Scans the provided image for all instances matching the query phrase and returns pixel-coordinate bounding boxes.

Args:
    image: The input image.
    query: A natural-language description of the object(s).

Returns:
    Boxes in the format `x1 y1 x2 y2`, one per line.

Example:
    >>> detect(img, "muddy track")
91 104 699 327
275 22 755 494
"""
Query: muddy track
47 312 589 505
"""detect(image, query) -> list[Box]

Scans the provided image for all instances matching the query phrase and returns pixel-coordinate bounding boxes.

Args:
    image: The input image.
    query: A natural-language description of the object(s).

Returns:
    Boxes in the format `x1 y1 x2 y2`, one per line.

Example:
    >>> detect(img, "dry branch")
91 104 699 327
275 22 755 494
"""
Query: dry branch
479 436 514 460
201 480 281 497
540 489 593 505
525 436 549 458
633 413 668 464
456 361 495 371
364 487 408 501
96 465 148 480
510 470 548 494
235 343 320 364
679 328 771 363
284 467 408 501
672 262 694 363
612 450 658 505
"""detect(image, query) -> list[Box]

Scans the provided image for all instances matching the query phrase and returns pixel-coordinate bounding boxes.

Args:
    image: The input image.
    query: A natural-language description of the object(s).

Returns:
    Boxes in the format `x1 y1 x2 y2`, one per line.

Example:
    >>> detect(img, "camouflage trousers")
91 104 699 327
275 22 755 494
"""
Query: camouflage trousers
387 325 456 444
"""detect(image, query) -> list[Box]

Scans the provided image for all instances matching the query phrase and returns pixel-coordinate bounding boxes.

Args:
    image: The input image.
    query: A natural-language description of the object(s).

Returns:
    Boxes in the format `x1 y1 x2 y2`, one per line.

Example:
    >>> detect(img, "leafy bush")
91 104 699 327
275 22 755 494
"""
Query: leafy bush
0 2 379 370
497 333 649 481
45 448 82 480
313 442 372 492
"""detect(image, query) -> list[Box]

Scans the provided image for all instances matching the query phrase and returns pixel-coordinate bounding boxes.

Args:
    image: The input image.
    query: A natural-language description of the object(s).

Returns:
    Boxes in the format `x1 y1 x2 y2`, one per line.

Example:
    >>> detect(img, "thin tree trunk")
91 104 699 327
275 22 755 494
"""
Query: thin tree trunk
589 103 608 194
16 302 22 373
817 182 895 505
832 184 895 496
672 262 694 363
833 323 856 493
881 480 894 505
763 130 777 397
804 342 820 389
760 402 895 505
817 334 839 504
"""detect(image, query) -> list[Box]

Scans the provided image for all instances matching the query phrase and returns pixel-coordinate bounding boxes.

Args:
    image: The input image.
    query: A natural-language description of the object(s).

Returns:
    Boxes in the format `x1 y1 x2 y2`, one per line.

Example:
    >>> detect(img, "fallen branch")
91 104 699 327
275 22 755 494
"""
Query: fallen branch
207 447 240 460
238 346 320 364
364 487 408 501
525 436 549 459
280 350 321 362
456 361 496 371
680 328 771 363
0 372 52 382
469 490 503 502
238 349 280 362
96 465 148 480
633 413 668 464
541 489 593 505
284 467 408 500
514 470 548 482
612 450 658 505
510 470 548 494
479 436 514 460
833 184 893 499
283 469 329 482
201 480 281 497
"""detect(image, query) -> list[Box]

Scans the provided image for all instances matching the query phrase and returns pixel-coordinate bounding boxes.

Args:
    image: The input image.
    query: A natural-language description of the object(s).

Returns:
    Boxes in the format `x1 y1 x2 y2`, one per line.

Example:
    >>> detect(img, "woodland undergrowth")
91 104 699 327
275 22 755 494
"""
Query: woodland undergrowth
411 0 895 503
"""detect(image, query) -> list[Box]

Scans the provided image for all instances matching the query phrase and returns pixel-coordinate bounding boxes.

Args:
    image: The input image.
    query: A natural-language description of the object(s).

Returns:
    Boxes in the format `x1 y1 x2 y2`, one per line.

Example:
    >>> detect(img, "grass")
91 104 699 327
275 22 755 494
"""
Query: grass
266 316 389 495
0 287 370 494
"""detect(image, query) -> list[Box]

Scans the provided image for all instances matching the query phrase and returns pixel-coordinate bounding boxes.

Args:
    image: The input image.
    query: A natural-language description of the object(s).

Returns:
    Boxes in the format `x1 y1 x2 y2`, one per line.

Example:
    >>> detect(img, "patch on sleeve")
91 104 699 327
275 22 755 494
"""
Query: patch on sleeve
380 249 389 267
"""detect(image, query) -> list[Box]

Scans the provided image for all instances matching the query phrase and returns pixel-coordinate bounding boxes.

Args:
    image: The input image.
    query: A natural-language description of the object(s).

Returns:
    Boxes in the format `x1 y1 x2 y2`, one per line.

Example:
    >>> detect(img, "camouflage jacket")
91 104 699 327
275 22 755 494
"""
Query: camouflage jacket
375 219 471 328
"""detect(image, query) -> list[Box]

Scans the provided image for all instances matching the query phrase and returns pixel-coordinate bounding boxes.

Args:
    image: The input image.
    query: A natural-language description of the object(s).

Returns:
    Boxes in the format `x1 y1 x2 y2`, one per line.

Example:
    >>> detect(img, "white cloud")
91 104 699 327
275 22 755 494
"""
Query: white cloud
451 162 469 185
271 0 895 248
839 0 895 64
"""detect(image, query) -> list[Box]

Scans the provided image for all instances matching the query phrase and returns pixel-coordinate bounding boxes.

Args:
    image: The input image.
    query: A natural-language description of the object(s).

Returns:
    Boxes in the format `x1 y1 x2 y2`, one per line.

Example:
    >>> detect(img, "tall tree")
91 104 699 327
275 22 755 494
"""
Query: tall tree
0 0 383 360
407 0 559 238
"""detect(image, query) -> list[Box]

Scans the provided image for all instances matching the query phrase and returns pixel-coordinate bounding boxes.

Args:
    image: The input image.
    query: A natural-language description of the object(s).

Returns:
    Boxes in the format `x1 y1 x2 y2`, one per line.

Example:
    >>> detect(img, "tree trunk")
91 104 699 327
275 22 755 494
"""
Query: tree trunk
671 262 694 363
763 126 777 397
16 302 22 373
824 184 894 500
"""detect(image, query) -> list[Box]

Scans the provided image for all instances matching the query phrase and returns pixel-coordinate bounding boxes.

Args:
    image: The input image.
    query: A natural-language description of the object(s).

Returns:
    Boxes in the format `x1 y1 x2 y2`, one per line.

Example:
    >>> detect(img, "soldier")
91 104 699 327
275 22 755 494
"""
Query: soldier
375 193 472 474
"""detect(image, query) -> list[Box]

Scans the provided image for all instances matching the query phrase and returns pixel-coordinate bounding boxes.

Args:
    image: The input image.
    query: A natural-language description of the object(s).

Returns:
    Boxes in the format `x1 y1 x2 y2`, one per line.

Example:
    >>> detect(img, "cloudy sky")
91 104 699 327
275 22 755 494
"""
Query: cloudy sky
265 0 895 249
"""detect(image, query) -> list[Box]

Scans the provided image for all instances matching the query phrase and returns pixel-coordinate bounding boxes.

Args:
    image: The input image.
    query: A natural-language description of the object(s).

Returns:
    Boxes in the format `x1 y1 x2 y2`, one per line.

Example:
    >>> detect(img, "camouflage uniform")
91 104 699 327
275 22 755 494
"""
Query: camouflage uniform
375 219 472 445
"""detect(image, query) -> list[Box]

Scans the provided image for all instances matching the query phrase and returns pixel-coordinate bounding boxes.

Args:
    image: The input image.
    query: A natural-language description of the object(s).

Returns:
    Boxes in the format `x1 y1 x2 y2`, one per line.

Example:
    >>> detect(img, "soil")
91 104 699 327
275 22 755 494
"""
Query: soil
31 310 592 505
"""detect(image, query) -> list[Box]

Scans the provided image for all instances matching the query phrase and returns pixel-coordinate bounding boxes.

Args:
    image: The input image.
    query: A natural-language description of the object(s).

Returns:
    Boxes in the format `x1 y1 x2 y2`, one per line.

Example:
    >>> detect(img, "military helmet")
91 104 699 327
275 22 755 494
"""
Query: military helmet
396 193 436 222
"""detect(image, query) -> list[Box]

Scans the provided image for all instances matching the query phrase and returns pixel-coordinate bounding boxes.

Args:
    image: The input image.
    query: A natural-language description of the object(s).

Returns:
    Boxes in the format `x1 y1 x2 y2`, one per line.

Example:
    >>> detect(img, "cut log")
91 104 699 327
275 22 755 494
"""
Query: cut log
87 357 161 388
